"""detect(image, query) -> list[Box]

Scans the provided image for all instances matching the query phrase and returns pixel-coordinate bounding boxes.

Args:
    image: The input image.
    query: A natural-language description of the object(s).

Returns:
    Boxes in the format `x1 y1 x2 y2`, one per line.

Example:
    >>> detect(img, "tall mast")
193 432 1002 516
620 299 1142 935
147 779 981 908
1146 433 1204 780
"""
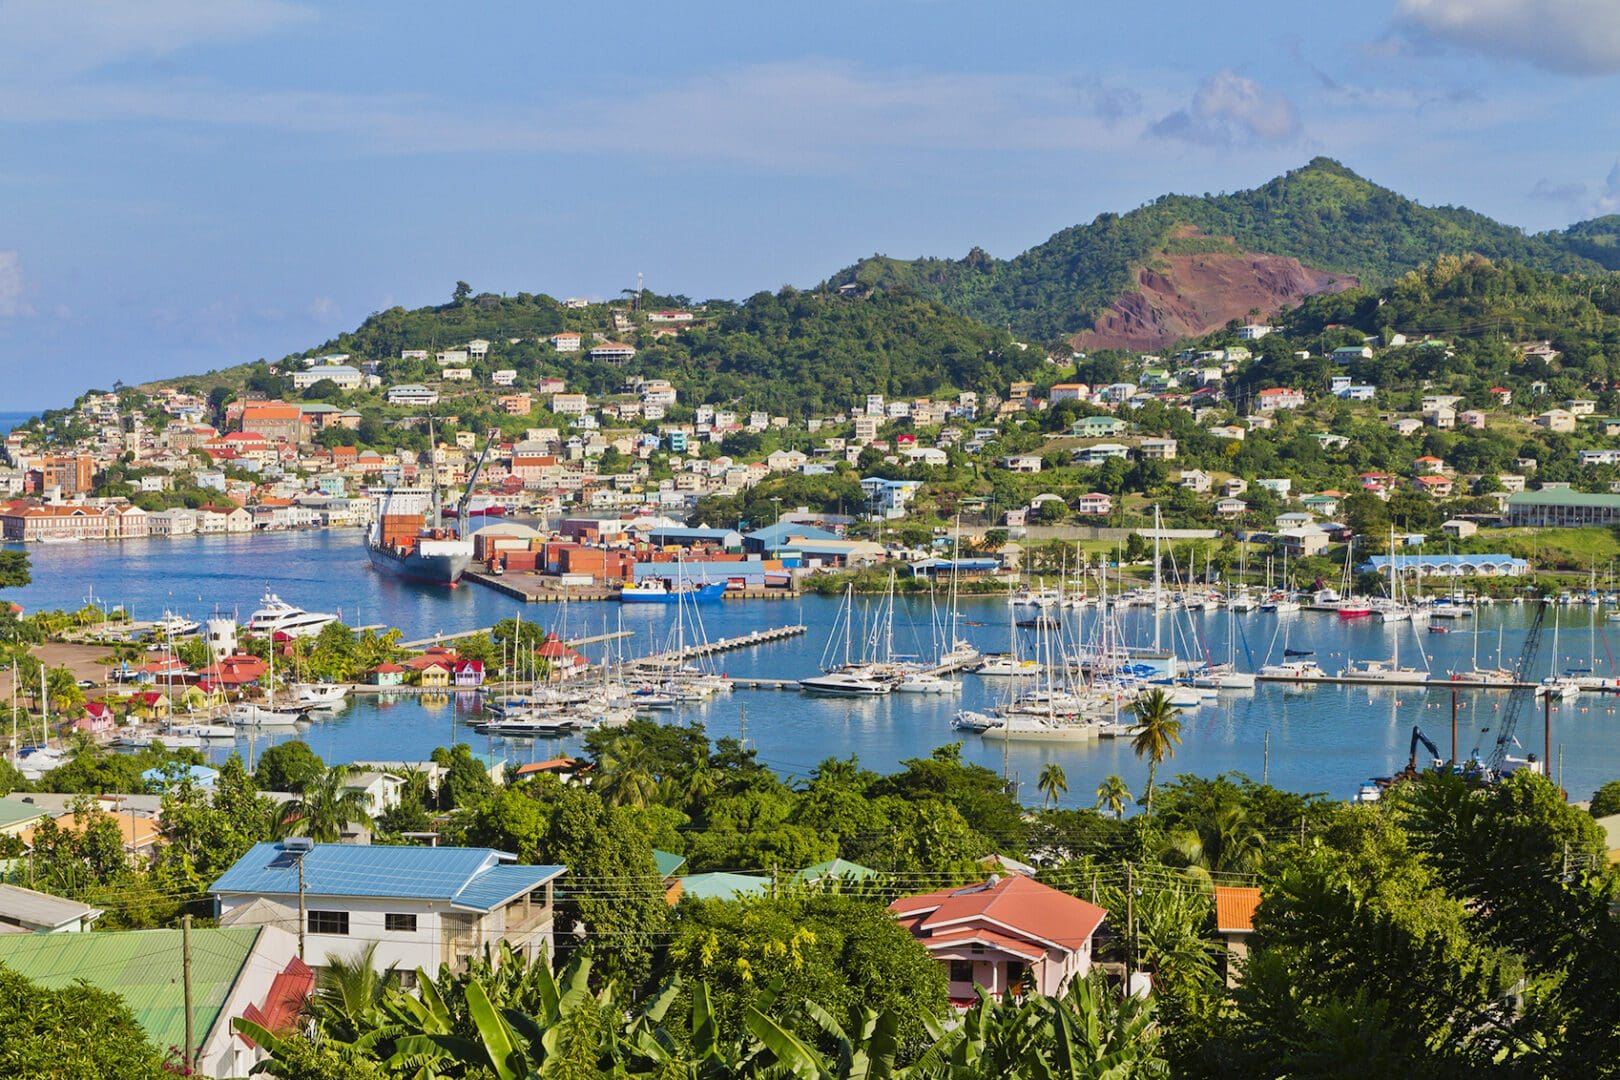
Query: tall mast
1152 505 1162 653
428 415 442 530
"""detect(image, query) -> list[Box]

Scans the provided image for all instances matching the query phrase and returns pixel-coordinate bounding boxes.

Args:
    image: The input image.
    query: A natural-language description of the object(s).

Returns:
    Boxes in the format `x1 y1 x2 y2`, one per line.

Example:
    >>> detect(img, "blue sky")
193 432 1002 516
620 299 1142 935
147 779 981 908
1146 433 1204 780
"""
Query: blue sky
4 0 1620 407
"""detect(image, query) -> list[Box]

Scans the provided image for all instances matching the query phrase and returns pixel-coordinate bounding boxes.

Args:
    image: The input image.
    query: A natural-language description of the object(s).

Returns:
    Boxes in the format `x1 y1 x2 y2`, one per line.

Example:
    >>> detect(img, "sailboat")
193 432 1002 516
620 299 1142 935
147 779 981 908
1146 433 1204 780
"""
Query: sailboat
1339 614 1428 682
799 583 896 695
1258 616 1324 679
1191 598 1256 689
1335 537 1372 619
1538 606 1583 699
231 635 305 728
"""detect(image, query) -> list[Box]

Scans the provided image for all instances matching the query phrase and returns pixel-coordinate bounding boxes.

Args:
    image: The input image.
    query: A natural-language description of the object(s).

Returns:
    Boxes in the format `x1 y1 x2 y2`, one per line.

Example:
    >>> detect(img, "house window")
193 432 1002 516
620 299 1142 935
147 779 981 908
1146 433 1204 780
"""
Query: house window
385 913 417 933
308 910 349 936
949 960 974 984
1006 962 1028 991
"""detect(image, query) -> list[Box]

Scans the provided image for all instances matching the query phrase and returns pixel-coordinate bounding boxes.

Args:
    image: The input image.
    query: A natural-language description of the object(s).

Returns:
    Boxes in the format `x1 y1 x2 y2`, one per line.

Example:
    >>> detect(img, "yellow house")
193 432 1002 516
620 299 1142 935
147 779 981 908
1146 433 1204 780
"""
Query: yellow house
418 662 451 688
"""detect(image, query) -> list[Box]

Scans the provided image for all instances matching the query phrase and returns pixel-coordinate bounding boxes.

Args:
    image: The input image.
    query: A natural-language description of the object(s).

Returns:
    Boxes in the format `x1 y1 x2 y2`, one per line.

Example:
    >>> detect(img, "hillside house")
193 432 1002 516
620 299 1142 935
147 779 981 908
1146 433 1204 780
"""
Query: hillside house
212 842 567 975
890 875 1108 1006
1136 438 1177 461
1538 410 1576 433
1074 492 1113 516
1254 387 1305 412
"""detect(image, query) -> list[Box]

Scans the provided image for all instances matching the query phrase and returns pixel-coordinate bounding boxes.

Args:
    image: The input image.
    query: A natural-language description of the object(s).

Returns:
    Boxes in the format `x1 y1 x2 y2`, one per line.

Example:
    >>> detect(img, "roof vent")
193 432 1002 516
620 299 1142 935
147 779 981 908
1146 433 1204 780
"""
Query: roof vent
986 873 1000 887
282 838 314 853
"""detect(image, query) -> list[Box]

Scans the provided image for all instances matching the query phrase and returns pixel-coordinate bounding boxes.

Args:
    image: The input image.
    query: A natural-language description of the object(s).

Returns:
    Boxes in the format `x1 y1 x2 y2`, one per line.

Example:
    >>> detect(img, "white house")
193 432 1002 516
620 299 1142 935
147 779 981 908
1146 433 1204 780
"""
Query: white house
292 365 364 391
550 333 582 352
1001 455 1043 474
491 370 518 387
212 841 567 975
385 384 440 406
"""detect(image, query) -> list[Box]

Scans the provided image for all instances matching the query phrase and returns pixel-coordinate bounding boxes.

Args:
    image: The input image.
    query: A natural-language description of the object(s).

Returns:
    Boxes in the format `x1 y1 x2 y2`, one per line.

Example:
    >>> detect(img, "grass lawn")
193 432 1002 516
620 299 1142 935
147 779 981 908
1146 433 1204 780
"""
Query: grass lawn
1458 527 1620 572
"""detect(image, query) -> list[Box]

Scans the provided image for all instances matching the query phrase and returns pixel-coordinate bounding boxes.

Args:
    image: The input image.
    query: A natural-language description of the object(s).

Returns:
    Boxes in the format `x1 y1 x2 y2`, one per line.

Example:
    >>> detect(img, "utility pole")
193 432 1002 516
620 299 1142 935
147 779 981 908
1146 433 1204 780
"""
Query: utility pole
182 915 196 1071
1450 688 1459 765
1543 692 1552 782
1124 863 1135 991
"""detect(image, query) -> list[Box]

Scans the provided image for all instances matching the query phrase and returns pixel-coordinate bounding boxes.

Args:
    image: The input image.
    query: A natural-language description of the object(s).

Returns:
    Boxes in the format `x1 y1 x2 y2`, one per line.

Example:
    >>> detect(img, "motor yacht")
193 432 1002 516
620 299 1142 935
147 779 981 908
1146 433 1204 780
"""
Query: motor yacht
246 592 339 638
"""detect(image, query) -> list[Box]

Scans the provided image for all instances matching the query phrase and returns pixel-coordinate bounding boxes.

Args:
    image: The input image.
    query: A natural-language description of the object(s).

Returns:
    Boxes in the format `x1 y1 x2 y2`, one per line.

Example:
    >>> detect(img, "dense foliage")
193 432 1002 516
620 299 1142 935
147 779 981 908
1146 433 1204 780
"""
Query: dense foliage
0 966 167 1079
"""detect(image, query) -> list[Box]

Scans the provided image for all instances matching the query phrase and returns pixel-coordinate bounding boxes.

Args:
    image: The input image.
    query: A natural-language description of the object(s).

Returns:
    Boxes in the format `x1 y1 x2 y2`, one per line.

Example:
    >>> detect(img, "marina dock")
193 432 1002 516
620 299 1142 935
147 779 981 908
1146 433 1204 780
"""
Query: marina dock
462 570 798 603
630 624 807 669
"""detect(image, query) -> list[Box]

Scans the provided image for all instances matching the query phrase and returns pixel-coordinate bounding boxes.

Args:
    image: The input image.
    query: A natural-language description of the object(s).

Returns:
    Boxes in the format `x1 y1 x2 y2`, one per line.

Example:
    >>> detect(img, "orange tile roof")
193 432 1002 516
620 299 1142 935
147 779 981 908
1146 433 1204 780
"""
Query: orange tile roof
890 875 1107 952
1214 886 1261 934
24 810 161 850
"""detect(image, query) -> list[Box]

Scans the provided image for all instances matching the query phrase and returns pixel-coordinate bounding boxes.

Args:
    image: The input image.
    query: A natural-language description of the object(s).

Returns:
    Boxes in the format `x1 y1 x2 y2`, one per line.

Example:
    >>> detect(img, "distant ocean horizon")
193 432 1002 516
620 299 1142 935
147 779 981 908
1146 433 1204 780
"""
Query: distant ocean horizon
0 411 37 435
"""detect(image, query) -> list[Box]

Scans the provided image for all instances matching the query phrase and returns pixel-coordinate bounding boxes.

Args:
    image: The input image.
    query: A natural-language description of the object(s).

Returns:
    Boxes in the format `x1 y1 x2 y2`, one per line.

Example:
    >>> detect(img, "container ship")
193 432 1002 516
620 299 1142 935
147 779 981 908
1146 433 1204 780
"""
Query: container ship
367 509 473 586
366 428 496 587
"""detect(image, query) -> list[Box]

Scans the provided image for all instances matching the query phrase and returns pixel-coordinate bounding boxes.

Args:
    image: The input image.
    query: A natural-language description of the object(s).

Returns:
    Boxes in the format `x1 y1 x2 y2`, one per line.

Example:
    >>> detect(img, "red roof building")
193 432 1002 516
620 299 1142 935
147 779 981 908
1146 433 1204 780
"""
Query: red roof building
1213 885 1262 986
889 875 1107 1005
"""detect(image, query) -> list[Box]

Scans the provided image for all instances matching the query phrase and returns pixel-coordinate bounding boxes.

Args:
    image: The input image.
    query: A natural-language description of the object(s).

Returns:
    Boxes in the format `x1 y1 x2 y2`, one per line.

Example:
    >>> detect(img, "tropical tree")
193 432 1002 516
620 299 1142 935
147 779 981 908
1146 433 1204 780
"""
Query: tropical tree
1037 763 1069 809
275 764 373 843
596 735 658 809
1095 775 1132 820
307 942 396 1043
1129 689 1183 814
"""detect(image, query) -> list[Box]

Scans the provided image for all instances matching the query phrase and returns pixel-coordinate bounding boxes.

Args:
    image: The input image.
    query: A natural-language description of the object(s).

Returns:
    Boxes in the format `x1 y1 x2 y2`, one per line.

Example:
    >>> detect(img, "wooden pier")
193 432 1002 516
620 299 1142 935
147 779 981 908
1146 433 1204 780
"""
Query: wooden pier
463 570 798 604
630 624 807 669
399 627 635 650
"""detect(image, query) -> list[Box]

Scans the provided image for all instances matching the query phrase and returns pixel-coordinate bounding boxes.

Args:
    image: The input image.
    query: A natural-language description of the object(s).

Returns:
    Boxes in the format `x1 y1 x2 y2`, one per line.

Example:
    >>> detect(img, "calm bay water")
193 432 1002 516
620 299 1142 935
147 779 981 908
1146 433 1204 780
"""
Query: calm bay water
9 529 1620 807
0 412 37 435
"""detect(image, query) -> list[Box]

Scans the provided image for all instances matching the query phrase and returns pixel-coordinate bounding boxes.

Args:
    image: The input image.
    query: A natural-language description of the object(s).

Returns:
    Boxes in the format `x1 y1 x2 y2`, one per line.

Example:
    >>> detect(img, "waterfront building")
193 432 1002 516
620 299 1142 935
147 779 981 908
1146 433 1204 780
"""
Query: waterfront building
1506 489 1620 527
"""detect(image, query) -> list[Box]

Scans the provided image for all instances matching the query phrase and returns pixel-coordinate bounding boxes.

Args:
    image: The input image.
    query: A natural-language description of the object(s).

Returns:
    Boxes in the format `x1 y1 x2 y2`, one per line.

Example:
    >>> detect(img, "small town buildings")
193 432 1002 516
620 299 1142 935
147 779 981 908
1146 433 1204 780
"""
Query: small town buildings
1254 387 1306 412
588 342 637 364
212 842 567 974
889 875 1108 1005
1136 438 1177 461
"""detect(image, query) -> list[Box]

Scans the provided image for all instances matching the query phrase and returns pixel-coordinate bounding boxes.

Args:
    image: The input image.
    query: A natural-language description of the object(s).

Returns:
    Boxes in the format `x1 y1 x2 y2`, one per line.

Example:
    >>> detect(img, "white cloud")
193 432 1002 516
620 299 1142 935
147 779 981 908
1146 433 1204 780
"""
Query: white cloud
0 0 312 74
1395 0 1620 75
0 251 31 318
1596 161 1620 214
1151 71 1301 147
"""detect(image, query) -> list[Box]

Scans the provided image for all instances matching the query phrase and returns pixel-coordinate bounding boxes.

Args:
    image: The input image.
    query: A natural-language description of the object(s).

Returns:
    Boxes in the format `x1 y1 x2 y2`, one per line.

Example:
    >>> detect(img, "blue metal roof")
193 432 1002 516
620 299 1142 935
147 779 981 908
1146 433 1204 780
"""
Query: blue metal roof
744 522 839 545
633 559 765 583
647 527 742 542
209 842 565 912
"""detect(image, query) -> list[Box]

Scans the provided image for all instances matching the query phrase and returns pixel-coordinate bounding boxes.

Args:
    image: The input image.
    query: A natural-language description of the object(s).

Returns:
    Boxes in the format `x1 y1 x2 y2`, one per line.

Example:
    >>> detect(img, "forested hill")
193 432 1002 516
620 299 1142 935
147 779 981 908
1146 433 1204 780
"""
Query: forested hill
830 158 1620 343
296 286 1040 416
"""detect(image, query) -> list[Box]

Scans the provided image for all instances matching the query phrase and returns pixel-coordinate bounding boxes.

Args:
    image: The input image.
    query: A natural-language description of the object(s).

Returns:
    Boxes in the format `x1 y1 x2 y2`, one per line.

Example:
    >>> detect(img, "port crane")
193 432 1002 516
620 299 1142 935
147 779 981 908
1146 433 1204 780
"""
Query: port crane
454 429 503 536
1472 599 1549 778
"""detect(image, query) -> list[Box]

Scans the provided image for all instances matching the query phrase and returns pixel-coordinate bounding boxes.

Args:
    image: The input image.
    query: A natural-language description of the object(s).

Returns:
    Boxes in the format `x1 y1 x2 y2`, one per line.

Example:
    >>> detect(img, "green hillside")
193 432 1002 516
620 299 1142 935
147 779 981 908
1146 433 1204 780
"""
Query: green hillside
277 286 1040 417
832 158 1620 341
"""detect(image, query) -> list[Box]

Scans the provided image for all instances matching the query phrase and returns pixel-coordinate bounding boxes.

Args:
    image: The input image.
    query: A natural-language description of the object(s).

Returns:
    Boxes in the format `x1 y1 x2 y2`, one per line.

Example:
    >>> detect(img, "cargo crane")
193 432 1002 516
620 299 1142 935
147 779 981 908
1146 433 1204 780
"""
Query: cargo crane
1474 599 1549 779
454 429 502 537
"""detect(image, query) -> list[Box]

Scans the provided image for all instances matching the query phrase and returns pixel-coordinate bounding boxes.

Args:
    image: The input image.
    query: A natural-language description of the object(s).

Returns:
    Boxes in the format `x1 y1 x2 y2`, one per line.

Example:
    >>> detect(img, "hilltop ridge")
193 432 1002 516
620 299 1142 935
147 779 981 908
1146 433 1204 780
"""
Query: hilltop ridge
831 158 1620 348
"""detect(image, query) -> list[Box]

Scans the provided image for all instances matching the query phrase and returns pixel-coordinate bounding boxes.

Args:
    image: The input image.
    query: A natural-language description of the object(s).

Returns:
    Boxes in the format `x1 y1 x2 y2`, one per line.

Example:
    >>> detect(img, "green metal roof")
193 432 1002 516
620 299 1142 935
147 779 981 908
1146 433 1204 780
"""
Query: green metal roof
679 872 770 901
0 796 48 832
653 850 687 878
1507 489 1620 508
0 927 262 1052
794 858 878 882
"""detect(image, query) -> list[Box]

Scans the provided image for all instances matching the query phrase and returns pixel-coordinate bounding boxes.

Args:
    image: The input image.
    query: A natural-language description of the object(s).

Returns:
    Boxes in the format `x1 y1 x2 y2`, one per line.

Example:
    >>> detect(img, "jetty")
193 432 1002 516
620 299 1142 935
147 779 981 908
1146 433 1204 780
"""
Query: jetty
463 570 798 603
399 627 635 650
629 624 807 670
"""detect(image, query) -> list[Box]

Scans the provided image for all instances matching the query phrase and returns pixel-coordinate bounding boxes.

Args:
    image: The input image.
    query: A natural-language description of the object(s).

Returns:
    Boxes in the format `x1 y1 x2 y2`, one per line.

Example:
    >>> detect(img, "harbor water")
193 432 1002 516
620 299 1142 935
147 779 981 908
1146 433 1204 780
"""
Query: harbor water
8 530 1620 807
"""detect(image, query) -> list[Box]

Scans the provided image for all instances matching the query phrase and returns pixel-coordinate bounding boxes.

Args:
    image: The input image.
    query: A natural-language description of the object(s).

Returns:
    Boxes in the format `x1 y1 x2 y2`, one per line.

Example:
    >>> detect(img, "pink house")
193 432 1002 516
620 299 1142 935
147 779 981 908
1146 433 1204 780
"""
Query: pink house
453 659 486 687
890 875 1108 1006
72 700 116 735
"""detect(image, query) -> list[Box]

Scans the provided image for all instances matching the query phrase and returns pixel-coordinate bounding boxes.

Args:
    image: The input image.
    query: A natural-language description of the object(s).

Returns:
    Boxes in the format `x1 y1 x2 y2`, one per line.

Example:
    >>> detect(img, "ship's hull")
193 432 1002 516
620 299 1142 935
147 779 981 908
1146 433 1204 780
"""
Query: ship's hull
367 542 471 586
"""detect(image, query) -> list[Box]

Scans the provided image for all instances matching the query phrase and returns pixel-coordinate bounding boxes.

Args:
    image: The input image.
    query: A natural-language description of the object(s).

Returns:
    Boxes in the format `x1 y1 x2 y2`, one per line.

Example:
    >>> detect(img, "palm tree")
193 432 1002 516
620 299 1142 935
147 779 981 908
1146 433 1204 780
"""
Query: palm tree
308 942 394 1042
275 764 372 843
1095 774 1132 820
1129 688 1183 814
1036 763 1069 809
596 736 658 809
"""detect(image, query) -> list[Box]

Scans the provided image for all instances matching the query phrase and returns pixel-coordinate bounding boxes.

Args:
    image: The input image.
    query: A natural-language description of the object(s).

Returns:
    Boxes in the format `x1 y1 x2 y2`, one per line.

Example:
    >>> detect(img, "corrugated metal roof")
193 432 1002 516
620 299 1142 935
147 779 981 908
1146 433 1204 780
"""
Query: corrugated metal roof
209 842 564 909
0 882 99 930
1508 489 1620 508
450 863 566 912
0 927 261 1051
653 850 688 878
678 872 770 901
0 796 47 831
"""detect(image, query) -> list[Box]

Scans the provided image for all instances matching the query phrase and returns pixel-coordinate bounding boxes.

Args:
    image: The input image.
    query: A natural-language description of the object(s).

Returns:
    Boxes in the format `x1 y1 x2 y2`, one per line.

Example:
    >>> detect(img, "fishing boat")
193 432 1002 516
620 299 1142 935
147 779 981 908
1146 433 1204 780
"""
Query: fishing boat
618 579 727 604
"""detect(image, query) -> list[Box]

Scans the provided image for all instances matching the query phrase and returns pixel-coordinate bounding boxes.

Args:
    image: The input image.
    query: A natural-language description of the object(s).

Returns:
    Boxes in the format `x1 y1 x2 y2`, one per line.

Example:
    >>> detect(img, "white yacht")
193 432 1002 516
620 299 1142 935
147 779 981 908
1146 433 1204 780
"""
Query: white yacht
896 673 959 694
152 610 201 637
979 713 1100 741
799 669 894 696
974 655 1041 678
168 722 237 739
229 702 305 728
246 592 339 639
1536 677 1580 700
1258 656 1325 680
1339 658 1428 683
293 683 350 708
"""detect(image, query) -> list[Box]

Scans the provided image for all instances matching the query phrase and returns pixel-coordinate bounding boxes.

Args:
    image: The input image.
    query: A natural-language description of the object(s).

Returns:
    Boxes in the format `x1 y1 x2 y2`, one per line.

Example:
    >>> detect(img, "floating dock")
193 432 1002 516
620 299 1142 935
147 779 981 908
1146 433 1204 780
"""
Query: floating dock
630 624 807 669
